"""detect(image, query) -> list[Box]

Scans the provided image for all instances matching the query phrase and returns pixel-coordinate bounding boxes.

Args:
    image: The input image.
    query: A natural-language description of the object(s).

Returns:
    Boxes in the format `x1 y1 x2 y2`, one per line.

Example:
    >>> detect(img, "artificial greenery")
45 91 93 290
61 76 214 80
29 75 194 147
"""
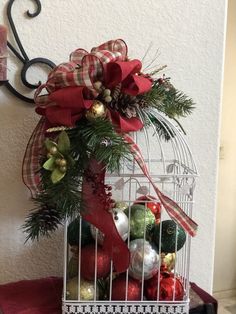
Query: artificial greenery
23 118 131 240
143 80 195 119
24 70 195 241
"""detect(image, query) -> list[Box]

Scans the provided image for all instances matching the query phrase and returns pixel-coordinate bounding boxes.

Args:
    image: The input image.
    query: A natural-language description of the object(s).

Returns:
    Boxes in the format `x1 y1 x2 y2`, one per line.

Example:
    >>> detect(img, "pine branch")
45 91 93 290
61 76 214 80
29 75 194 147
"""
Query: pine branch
143 82 195 119
23 205 63 242
69 118 132 173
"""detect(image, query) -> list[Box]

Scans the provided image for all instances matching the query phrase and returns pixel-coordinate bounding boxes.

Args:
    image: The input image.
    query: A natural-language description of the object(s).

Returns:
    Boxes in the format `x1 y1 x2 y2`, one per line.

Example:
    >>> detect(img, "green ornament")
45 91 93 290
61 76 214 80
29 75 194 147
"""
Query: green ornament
68 218 93 247
128 204 155 239
152 220 186 253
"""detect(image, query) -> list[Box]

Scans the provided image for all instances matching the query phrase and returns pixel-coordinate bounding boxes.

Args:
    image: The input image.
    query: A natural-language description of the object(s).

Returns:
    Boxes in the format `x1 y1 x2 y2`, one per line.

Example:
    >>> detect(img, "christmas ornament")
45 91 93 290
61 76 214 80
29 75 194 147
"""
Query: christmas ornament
68 256 78 279
152 220 186 253
115 201 128 211
128 204 155 239
93 81 103 91
90 208 129 245
129 239 159 280
145 272 184 301
135 195 161 224
161 253 176 272
66 277 99 300
67 218 93 247
111 274 141 301
85 100 106 120
80 244 111 280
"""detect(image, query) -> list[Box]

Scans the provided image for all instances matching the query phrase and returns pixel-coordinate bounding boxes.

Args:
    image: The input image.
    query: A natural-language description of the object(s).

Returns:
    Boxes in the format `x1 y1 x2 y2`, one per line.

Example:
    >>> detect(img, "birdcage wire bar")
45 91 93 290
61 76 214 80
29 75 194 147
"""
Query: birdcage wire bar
62 110 197 314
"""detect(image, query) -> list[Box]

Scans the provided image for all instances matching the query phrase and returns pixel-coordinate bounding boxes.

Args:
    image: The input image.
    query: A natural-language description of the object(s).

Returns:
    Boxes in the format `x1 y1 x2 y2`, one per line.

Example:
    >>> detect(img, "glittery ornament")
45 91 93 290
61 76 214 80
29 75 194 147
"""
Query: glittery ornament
111 274 141 301
80 244 111 280
66 277 99 300
152 220 186 253
129 239 159 280
85 101 106 120
135 195 161 224
68 219 93 247
128 204 155 239
90 209 129 245
115 201 128 211
145 272 184 301
161 253 176 272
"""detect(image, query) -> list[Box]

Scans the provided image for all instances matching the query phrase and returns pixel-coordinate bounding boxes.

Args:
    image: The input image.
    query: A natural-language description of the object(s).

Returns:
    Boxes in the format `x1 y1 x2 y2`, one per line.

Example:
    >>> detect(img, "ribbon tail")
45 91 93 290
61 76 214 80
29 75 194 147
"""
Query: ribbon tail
124 134 198 237
22 117 48 197
81 159 130 273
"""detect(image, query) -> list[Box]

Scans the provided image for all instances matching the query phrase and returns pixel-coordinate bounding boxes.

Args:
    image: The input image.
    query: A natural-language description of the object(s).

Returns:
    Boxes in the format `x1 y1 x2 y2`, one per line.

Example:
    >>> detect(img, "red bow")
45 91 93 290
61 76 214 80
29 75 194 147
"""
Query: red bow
106 59 152 95
35 60 151 131
35 86 93 126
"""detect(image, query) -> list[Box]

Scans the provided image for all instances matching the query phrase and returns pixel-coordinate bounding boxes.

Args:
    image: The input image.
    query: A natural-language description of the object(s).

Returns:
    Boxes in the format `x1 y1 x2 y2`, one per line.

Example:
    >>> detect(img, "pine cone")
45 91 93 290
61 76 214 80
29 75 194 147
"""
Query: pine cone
110 84 149 118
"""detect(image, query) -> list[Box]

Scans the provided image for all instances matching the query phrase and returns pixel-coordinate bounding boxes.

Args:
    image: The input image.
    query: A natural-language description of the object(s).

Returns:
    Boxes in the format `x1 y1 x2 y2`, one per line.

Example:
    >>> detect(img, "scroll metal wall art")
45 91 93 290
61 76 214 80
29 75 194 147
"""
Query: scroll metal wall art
0 0 55 103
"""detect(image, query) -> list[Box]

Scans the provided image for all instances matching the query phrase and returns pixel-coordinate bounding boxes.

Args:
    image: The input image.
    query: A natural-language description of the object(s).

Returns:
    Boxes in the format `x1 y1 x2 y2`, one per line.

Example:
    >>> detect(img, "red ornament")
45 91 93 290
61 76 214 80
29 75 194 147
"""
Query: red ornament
80 244 111 280
145 272 184 301
135 195 161 223
111 274 141 301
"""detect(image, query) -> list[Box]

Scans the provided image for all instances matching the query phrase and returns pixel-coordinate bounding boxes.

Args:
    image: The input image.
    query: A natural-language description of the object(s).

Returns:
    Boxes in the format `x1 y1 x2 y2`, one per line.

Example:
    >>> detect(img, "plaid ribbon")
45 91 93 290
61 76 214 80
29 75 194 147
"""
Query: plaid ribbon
124 134 198 237
34 39 128 107
23 39 128 195
22 117 47 196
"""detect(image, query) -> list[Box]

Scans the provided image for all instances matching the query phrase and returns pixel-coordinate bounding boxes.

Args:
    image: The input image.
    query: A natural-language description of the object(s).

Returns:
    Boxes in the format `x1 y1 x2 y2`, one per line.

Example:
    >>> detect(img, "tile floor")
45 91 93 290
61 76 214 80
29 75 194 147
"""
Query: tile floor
217 296 236 314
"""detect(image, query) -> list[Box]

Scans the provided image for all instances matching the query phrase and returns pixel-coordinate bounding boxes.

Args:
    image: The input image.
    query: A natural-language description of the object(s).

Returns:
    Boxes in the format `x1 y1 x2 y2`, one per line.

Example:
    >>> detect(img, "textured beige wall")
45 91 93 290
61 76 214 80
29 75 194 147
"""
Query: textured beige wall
213 0 236 293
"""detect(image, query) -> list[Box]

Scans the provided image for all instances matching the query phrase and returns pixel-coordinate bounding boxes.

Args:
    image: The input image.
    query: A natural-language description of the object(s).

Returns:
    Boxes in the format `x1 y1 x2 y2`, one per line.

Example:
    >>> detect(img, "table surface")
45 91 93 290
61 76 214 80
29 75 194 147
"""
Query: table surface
0 277 217 314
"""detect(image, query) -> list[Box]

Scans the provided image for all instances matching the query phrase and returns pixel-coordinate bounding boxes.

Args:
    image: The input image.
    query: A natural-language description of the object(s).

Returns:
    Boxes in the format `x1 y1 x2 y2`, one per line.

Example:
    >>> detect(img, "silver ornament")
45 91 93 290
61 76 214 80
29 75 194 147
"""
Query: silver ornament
129 239 159 280
90 209 129 245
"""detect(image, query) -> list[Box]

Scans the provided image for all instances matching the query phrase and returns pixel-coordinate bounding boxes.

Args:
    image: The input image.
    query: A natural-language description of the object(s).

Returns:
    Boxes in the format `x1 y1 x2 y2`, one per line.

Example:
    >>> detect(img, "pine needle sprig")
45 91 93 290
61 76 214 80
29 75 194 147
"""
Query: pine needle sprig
23 205 63 242
23 162 83 240
143 82 195 119
70 118 132 173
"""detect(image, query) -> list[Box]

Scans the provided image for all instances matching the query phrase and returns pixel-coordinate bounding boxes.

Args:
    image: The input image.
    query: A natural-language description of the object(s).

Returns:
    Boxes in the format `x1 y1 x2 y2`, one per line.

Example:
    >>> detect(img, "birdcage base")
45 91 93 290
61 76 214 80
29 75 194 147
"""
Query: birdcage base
62 301 189 314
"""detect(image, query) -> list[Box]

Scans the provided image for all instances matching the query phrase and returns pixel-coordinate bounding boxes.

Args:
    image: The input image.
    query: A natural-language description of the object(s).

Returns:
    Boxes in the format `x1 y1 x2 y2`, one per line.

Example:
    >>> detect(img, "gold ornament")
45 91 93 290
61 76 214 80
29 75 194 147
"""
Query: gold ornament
85 101 107 120
115 201 128 211
161 253 176 272
59 158 67 166
93 81 103 91
104 95 112 103
103 89 111 97
55 158 62 166
66 277 99 300
49 146 58 155
59 166 67 173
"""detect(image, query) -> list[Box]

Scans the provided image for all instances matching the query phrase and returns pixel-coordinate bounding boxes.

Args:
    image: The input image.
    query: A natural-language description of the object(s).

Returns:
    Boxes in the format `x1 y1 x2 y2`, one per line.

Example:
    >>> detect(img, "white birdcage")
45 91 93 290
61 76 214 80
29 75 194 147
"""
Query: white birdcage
62 109 197 314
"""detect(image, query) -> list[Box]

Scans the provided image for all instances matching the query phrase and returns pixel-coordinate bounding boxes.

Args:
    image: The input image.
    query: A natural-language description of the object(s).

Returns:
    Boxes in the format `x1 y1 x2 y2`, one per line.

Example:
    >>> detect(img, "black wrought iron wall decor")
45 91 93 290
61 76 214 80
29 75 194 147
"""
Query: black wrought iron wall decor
1 0 55 103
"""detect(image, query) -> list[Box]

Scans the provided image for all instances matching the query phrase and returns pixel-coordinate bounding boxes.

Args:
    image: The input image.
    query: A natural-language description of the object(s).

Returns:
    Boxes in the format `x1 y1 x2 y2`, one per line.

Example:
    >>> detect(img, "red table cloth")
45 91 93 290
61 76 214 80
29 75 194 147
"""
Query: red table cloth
0 277 62 314
0 277 217 314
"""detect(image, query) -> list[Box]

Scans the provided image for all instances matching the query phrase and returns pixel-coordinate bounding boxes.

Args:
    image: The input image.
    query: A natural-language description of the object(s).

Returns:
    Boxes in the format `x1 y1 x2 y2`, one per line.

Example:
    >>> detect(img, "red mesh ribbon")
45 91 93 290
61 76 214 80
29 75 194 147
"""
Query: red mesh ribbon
124 134 198 237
